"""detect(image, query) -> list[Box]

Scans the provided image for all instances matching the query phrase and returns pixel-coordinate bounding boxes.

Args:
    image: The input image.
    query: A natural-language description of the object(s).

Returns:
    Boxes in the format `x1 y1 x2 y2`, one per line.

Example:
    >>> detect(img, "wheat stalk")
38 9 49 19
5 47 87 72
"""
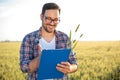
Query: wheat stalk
68 24 83 50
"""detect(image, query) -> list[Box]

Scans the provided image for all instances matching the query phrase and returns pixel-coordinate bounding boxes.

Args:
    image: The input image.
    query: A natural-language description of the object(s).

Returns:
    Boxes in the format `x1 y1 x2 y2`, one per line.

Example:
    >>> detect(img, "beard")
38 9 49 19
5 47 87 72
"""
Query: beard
43 24 56 33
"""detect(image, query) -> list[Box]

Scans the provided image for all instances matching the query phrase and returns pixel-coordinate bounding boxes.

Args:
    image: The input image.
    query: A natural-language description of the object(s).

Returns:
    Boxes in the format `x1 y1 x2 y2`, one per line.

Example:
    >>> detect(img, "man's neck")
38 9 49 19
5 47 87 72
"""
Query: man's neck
41 27 55 42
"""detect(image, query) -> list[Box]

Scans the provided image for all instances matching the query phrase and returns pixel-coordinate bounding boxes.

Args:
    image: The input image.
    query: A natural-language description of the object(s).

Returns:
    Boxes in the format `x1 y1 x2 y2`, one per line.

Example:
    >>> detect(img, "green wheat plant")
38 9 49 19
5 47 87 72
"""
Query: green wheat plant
68 24 83 50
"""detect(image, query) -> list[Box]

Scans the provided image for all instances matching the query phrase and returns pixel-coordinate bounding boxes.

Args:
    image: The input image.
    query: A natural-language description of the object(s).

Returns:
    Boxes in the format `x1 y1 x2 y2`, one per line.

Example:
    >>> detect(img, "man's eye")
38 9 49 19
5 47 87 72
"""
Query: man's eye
46 17 51 20
54 18 58 21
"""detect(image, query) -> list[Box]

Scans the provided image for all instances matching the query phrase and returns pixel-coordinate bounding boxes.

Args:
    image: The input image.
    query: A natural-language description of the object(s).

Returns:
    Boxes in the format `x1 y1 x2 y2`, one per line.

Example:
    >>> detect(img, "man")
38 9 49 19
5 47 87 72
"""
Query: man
20 2 77 80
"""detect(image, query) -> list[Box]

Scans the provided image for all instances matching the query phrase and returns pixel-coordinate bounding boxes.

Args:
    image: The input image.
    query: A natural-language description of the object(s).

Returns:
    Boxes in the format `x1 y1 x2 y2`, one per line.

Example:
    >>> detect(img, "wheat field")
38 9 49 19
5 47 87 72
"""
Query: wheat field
0 41 120 80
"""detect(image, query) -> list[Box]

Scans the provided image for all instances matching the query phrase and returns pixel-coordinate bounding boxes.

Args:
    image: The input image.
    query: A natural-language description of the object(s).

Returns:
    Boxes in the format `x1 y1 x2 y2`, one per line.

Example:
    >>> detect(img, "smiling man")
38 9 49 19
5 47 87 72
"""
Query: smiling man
20 2 78 80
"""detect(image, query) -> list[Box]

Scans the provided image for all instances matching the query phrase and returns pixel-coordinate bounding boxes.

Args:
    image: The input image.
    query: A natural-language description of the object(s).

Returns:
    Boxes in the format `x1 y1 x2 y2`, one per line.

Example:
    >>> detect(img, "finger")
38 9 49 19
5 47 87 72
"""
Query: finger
56 66 68 74
57 63 66 68
58 62 72 72
37 45 42 54
57 63 70 72
38 45 42 50
61 62 70 66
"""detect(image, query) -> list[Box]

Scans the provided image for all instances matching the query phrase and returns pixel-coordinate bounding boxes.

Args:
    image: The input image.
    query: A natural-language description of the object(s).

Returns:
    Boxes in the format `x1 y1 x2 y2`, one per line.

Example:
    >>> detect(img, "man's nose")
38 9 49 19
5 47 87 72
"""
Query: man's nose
50 20 55 25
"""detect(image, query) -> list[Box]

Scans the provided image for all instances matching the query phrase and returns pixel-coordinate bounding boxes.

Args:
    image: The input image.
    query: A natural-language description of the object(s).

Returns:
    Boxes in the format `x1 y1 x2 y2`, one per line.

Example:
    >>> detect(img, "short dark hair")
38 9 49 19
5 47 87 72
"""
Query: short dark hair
41 2 61 15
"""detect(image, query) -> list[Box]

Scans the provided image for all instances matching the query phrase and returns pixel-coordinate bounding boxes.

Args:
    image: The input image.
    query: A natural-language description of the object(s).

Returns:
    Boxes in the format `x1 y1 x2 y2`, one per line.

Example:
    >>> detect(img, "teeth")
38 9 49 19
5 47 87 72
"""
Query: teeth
49 26 53 29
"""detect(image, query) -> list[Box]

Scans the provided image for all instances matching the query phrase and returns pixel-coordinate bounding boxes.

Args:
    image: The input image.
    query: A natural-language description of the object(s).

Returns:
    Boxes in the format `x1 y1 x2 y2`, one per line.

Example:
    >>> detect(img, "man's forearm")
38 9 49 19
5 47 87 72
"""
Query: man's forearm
29 56 40 73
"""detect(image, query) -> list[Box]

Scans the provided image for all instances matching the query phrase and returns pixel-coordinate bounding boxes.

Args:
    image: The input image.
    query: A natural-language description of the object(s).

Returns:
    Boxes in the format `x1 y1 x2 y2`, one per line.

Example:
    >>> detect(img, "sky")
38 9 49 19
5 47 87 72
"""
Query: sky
0 0 120 41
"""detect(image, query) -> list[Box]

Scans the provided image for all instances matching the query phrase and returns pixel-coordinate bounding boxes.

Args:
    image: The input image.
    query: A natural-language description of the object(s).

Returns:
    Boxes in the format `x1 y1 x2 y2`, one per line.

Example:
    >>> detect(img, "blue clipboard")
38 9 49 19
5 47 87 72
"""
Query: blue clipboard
37 49 71 80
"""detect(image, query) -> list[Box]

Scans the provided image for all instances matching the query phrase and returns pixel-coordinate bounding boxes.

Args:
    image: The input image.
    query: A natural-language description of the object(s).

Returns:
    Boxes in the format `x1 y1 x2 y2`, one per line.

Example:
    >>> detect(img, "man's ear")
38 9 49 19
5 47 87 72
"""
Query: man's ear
40 14 43 20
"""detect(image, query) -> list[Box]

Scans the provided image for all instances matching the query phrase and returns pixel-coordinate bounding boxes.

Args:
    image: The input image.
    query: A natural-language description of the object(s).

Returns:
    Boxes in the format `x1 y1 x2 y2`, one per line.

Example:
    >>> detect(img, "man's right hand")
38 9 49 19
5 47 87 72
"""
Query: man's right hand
29 44 42 73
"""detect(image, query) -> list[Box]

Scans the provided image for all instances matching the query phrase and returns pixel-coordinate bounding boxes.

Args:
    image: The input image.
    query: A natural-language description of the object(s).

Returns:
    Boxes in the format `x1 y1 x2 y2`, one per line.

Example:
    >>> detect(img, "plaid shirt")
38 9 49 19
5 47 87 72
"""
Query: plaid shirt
20 27 77 80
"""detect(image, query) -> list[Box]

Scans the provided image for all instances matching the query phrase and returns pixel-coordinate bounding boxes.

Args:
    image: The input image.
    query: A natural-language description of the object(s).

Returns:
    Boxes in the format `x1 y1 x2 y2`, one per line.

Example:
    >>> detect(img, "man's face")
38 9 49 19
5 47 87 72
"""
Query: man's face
41 9 60 33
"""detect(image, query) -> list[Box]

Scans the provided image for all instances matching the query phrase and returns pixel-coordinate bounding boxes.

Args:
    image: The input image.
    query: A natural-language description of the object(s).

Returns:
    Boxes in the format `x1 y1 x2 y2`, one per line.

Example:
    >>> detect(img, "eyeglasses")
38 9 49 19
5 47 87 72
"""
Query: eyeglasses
44 16 60 24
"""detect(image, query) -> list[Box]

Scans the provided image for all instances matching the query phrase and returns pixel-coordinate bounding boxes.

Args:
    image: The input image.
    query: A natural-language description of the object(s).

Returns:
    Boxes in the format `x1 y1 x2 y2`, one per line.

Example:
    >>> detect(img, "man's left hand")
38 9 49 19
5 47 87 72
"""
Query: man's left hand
56 62 77 74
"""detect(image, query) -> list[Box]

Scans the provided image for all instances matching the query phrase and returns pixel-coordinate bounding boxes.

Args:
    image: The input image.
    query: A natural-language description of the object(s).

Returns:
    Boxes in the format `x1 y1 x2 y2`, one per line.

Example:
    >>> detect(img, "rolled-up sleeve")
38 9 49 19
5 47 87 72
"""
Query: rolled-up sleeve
20 36 33 73
68 51 78 65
